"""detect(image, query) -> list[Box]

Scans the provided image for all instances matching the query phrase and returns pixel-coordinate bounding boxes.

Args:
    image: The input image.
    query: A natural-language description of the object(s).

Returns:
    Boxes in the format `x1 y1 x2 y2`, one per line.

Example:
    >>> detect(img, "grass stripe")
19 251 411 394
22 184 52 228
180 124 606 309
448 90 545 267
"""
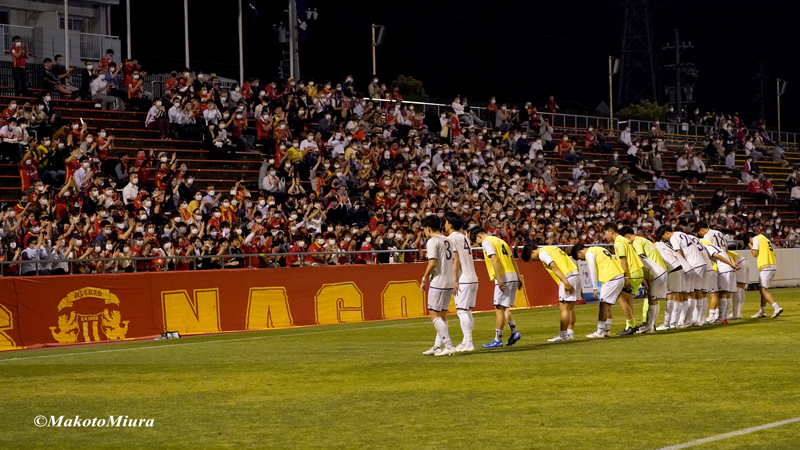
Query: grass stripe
656 416 800 450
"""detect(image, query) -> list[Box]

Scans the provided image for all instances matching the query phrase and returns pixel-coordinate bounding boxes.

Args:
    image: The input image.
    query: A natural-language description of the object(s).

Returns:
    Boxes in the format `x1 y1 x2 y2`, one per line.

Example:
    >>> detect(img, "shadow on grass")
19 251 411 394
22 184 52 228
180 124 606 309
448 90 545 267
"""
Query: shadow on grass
454 318 766 356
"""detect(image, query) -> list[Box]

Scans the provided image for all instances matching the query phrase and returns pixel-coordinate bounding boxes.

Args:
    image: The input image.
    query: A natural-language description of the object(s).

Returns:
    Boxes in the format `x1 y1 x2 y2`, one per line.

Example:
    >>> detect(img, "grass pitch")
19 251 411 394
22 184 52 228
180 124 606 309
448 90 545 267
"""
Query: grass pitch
1 289 799 450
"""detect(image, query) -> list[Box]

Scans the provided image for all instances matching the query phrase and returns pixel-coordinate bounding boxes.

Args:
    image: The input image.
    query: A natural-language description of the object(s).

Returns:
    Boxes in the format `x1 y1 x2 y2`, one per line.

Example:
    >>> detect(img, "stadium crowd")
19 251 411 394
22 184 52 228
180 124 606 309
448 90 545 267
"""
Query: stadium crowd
1 46 799 275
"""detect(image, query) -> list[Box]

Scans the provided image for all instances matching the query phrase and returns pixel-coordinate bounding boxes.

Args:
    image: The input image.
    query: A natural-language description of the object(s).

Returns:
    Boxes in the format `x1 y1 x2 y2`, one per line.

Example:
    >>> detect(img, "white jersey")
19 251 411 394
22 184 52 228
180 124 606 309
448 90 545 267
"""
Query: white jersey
703 241 735 274
448 231 478 284
670 231 710 270
426 235 455 289
704 229 728 252
655 241 691 273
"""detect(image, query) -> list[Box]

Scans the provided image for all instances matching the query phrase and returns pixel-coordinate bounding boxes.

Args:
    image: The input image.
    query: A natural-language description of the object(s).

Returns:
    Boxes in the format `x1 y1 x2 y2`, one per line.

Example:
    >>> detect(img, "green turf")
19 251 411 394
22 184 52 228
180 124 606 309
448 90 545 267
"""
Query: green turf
1 289 799 450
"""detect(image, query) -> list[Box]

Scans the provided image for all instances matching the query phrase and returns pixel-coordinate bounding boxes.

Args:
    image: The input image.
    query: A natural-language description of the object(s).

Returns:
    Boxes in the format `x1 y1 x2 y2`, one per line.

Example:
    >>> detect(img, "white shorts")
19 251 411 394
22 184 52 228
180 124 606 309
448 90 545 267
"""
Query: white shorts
493 280 518 308
689 266 706 292
667 270 687 295
736 259 749 285
759 265 777 289
454 282 478 310
599 275 625 305
427 287 453 312
717 271 736 293
704 270 717 294
649 271 668 299
558 272 580 303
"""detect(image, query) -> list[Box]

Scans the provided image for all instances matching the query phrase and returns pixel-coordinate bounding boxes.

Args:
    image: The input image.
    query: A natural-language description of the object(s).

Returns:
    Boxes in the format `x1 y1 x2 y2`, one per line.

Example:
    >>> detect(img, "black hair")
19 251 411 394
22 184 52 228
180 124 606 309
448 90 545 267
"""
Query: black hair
420 215 441 232
570 244 585 260
521 243 538 262
469 227 487 243
655 225 673 241
619 226 635 236
443 211 464 231
694 221 709 233
602 222 618 232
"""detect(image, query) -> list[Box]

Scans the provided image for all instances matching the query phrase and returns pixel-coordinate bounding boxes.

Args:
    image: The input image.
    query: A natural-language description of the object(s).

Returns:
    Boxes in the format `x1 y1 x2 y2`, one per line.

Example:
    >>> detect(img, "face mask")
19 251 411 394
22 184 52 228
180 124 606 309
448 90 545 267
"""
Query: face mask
213 212 221 218
131 179 139 185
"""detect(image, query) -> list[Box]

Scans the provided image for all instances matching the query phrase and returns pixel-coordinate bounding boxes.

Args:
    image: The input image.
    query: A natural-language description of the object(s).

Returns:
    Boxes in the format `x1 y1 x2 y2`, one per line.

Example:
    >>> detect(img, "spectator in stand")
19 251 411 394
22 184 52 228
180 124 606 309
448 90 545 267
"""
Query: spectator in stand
690 154 707 183
145 99 169 139
10 36 29 97
91 68 124 112
675 152 690 179
666 105 680 133
788 184 800 211
772 142 789 167
40 58 75 99
618 124 632 148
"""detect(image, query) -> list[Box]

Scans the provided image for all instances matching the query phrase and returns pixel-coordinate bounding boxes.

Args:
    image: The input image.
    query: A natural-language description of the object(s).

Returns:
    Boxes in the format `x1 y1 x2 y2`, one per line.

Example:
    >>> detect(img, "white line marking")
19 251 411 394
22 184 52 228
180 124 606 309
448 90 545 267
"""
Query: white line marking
0 304 590 363
656 416 800 450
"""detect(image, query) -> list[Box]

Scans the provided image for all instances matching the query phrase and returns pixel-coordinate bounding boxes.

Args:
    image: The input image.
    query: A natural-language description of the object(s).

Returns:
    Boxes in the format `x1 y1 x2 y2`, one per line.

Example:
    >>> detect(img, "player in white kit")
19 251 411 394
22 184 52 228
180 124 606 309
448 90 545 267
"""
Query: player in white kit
654 240 691 329
696 222 740 324
444 212 478 352
420 216 456 357
658 225 712 327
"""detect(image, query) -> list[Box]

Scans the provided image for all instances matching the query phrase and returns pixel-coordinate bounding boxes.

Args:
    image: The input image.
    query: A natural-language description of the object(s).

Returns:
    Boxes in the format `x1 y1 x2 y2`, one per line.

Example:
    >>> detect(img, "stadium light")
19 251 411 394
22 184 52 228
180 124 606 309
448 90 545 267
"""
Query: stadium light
371 24 386 76
609 56 620 119
777 78 788 141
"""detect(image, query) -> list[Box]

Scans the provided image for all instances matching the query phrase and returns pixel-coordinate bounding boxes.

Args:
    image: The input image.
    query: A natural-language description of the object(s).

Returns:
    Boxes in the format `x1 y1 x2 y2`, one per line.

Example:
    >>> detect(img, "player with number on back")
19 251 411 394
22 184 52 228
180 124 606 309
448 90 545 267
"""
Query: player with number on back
521 243 580 342
571 244 632 338
469 228 523 348
419 216 456 357
656 225 710 327
744 232 784 319
444 212 478 352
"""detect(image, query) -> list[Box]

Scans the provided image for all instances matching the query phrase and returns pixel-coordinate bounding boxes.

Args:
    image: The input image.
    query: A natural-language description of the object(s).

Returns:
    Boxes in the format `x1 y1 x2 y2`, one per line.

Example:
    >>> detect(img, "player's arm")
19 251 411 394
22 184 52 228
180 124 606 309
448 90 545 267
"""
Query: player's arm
585 252 599 300
750 238 759 258
490 254 505 291
713 251 739 270
549 262 573 294
452 248 462 295
511 254 523 291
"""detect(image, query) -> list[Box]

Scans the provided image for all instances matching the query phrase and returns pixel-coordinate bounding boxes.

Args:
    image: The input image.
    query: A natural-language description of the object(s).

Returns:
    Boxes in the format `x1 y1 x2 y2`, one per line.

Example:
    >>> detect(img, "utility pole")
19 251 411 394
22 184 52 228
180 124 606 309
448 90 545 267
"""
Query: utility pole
662 29 694 117
752 63 769 123
63 0 69 66
183 0 190 68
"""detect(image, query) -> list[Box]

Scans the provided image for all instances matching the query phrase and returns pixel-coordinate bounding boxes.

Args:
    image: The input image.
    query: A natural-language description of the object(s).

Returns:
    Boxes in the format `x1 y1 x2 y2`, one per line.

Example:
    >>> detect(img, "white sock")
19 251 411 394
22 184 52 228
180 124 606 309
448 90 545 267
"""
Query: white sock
772 302 781 311
664 300 674 325
495 329 503 342
719 298 728 320
680 300 692 324
434 333 442 348
737 288 746 316
759 306 766 314
566 329 574 337
457 310 473 343
672 301 683 325
597 321 605 334
432 318 452 348
648 303 659 329
709 309 719 322
696 298 706 324
604 319 612 333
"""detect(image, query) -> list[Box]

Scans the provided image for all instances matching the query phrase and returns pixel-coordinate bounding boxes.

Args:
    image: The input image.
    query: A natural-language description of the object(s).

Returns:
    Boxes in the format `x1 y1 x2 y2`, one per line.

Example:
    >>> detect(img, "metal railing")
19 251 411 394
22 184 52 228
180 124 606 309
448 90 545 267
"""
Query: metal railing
365 97 619 131
0 24 35 57
79 32 120 61
144 73 236 99
626 119 800 146
0 243 617 276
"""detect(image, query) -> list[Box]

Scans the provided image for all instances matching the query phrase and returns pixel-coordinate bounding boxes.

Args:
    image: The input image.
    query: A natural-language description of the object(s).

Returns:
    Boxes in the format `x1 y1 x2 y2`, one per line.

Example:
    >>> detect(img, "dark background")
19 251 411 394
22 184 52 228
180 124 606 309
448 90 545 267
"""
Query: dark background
113 0 800 129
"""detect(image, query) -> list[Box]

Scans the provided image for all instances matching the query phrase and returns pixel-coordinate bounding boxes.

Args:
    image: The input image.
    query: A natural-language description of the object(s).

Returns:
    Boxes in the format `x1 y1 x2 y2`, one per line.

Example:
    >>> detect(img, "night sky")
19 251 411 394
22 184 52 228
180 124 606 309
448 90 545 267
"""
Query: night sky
113 0 800 129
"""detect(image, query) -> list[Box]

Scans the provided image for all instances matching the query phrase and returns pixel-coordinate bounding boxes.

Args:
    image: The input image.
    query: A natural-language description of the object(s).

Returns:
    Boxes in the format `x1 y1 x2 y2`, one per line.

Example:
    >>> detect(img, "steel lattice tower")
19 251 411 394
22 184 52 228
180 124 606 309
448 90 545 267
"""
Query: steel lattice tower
617 0 659 105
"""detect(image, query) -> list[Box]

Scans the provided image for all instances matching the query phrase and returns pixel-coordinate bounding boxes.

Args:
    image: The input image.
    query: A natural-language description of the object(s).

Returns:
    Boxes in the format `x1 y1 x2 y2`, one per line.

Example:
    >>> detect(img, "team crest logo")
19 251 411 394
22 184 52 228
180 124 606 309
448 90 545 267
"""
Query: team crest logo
50 288 129 343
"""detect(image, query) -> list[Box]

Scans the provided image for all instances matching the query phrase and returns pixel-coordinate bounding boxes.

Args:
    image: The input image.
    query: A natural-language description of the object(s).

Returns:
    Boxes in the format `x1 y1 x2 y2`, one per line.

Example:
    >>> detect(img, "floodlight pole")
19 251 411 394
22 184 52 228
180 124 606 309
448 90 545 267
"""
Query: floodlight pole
183 0 190 68
126 0 131 60
372 24 377 75
777 78 782 142
63 0 69 66
238 0 244 85
608 56 614 119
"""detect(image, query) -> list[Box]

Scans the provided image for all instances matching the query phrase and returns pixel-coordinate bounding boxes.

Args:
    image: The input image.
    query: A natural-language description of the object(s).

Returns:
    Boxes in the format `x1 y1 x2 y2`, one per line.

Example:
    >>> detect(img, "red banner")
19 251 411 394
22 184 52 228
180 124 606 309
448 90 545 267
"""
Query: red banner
0 261 557 352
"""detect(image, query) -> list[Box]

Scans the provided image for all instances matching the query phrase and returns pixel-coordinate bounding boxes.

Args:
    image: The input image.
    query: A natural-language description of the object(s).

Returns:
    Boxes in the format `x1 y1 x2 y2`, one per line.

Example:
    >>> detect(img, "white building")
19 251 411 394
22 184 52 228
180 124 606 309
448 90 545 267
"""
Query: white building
1 0 121 65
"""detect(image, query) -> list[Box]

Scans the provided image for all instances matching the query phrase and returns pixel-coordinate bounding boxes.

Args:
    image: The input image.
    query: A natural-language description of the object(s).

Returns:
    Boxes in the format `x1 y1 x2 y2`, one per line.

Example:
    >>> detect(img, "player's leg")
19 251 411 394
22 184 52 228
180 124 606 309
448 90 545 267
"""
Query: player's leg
454 284 476 351
432 289 456 356
550 274 578 342
754 268 782 318
588 300 607 338
735 281 747 319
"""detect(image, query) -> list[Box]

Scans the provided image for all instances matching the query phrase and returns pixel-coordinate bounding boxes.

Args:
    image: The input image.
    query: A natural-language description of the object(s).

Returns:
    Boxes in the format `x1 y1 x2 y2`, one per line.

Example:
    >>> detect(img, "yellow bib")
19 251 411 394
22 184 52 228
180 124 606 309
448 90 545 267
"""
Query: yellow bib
632 236 667 271
755 235 776 270
615 235 643 274
587 247 624 284
540 246 578 285
483 236 516 280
